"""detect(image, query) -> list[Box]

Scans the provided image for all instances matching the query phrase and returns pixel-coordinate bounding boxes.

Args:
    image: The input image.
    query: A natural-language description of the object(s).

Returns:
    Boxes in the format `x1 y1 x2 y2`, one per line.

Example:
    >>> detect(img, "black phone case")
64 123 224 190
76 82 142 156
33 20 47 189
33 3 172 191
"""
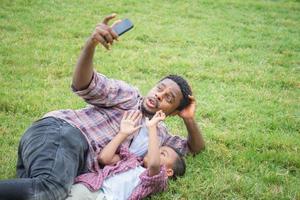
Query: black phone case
112 19 134 36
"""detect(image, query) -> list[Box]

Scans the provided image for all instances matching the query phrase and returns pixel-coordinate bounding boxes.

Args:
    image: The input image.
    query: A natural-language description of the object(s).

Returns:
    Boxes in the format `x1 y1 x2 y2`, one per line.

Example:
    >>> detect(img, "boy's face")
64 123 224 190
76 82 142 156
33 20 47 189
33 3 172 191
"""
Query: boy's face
143 146 179 175
142 79 183 116
158 146 178 168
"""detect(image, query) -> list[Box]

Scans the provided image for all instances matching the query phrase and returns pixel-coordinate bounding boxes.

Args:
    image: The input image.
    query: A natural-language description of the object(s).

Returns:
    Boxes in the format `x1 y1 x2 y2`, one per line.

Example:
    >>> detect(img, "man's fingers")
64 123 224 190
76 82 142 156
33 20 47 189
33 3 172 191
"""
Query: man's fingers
104 32 114 45
99 37 109 50
188 95 195 101
188 95 196 105
110 20 122 40
111 19 122 28
102 13 117 25
109 27 119 40
97 29 113 45
94 34 109 50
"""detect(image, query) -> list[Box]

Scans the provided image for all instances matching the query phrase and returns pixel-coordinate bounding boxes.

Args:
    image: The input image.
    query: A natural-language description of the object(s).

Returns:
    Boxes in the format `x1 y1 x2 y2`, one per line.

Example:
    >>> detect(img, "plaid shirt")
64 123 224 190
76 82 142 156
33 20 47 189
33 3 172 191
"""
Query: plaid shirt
44 71 189 173
75 146 168 200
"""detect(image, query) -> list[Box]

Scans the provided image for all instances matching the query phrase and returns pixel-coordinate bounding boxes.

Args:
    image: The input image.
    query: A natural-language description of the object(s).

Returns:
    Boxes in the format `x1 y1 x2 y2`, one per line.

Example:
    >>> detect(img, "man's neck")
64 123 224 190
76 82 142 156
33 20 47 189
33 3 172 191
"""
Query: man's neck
141 106 155 119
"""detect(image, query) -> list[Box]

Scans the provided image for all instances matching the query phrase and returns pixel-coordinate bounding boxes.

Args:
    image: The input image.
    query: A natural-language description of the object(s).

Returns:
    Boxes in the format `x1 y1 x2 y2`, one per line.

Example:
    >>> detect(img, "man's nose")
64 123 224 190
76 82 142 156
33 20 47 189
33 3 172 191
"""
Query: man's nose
155 92 163 101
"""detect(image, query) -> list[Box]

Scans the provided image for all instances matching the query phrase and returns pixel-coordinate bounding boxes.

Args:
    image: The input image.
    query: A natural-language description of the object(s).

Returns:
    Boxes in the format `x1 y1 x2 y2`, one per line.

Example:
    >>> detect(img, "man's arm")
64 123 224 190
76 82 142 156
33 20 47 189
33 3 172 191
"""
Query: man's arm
179 96 205 154
72 14 119 90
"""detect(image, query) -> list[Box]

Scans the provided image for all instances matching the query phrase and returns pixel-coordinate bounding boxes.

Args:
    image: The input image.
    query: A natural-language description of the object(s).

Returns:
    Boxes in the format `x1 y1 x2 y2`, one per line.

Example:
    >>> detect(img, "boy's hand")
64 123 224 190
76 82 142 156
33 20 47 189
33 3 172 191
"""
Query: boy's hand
119 110 142 137
146 110 166 128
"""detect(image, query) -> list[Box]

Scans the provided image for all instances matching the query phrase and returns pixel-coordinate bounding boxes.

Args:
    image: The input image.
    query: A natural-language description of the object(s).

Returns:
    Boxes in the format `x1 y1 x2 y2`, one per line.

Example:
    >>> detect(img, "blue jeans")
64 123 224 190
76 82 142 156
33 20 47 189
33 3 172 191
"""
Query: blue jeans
0 117 89 200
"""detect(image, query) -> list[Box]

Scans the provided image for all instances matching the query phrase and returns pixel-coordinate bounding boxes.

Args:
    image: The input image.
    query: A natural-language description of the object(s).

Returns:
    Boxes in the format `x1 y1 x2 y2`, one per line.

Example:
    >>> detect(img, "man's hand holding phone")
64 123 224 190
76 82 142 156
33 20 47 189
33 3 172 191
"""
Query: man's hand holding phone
90 13 133 50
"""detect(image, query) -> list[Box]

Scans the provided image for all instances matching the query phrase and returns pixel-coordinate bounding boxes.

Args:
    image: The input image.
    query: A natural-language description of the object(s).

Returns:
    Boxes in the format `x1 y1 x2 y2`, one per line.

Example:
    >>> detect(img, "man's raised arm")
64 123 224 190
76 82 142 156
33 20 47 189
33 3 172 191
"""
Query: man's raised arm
72 14 119 90
179 96 205 154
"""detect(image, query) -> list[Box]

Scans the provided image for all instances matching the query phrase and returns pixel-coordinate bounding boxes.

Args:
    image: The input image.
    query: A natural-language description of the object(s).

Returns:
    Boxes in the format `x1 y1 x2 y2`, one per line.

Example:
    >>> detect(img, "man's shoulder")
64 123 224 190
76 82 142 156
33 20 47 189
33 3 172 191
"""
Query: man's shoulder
102 74 141 95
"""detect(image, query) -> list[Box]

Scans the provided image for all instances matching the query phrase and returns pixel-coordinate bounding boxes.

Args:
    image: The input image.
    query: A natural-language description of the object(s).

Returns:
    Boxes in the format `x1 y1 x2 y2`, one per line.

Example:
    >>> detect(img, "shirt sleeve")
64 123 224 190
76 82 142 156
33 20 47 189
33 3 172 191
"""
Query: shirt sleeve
157 122 190 156
72 71 140 109
129 166 168 200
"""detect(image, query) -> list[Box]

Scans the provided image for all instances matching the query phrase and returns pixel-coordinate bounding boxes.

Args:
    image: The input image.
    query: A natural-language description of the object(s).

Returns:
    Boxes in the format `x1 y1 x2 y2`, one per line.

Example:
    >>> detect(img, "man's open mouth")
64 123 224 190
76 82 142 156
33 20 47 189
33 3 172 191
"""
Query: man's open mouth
146 97 158 109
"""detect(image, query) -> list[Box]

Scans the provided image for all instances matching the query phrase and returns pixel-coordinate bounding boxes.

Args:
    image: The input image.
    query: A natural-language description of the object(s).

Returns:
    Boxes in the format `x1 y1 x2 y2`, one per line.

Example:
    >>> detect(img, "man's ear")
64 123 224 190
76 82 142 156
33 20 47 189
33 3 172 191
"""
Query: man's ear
166 168 174 177
169 110 179 116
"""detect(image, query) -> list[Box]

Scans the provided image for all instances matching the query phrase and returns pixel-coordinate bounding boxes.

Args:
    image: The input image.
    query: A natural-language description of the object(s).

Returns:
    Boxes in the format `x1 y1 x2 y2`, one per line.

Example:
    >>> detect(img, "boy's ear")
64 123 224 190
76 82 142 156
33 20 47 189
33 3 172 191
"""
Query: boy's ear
166 168 174 177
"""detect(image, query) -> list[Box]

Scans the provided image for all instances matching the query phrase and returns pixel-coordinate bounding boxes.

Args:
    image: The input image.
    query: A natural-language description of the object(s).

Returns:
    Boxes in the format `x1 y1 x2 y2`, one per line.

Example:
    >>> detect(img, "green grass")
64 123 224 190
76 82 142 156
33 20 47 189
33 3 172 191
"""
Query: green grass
0 0 299 199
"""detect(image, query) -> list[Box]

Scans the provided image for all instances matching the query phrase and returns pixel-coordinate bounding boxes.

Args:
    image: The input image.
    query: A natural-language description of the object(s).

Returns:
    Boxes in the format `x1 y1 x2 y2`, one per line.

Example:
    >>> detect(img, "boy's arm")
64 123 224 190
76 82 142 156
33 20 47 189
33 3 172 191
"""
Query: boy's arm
147 126 161 176
146 111 166 177
98 134 126 165
98 111 141 165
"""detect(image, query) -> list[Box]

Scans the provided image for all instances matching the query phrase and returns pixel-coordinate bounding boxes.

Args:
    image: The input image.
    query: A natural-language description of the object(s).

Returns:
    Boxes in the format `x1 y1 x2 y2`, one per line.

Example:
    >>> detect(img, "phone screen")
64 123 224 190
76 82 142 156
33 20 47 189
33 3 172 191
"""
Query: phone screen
112 19 134 36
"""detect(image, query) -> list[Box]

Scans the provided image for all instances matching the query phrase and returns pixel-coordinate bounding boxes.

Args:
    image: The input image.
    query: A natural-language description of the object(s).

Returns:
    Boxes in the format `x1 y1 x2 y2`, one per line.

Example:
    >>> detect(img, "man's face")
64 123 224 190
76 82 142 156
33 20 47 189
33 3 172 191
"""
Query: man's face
142 78 183 116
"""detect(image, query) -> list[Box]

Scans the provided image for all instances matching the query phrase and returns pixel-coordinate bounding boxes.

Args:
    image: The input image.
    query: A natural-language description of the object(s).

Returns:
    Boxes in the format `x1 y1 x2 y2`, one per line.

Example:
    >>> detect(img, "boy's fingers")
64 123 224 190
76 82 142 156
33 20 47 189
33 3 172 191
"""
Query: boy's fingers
133 125 142 132
122 111 128 120
154 111 160 118
127 110 135 119
131 110 140 120
133 113 142 124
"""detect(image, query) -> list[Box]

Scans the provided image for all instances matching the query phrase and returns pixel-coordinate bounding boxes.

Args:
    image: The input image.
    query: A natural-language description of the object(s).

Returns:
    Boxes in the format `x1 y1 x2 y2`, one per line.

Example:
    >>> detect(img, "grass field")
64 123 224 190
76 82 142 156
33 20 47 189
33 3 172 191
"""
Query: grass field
0 0 299 199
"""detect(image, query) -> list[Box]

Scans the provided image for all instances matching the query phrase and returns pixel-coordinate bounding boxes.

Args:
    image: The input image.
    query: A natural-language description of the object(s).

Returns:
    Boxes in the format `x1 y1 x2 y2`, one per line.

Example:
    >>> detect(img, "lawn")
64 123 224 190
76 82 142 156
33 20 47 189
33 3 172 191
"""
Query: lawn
0 0 299 199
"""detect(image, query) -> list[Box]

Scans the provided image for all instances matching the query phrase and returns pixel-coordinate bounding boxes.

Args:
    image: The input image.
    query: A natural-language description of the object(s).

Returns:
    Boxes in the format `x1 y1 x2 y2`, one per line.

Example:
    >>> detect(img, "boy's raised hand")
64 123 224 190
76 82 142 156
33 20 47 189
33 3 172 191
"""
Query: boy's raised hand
119 110 142 137
146 110 166 128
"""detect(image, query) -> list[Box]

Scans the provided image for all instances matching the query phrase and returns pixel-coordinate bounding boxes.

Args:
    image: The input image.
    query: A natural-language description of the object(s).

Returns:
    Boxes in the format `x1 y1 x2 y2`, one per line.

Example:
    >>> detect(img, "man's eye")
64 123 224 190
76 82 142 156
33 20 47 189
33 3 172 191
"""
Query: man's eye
157 85 163 91
166 95 172 103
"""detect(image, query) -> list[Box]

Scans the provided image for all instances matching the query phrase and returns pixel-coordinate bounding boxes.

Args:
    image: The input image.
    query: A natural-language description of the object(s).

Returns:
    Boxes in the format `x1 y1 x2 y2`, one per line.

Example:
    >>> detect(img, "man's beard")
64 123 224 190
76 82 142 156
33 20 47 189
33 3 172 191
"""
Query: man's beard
141 103 156 119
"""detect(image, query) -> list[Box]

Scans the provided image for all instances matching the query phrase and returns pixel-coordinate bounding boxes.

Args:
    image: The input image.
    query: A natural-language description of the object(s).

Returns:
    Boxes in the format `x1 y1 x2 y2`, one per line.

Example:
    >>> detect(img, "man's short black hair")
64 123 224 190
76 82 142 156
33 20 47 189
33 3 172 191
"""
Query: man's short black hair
168 146 186 179
161 75 192 111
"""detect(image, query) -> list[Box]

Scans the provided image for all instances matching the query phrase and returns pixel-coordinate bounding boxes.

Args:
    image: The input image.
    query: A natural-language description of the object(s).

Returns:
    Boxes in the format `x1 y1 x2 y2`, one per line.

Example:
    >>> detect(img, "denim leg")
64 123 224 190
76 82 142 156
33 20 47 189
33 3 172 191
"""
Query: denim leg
0 117 88 200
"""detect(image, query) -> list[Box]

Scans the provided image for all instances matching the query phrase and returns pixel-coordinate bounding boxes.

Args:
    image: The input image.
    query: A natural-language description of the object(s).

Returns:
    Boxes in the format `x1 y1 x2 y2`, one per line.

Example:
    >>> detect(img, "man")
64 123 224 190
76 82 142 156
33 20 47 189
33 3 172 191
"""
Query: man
0 14 205 200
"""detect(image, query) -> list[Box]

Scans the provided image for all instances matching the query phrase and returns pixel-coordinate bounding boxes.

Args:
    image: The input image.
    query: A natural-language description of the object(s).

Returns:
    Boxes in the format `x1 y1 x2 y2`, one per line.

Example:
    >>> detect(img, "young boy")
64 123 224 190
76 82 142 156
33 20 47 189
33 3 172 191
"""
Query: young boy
68 110 186 200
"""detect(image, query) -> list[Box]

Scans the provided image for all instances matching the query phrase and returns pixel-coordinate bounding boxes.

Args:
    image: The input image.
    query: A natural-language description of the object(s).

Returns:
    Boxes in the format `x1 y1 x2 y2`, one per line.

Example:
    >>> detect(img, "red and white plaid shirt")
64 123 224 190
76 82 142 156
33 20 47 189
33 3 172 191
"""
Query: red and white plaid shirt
44 71 189 173
75 146 168 200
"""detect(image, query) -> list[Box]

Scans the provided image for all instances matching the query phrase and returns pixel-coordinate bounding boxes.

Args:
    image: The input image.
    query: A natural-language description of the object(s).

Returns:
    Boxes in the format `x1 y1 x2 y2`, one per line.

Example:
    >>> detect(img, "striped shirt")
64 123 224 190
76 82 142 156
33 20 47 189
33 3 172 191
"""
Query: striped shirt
44 71 189 173
75 146 168 200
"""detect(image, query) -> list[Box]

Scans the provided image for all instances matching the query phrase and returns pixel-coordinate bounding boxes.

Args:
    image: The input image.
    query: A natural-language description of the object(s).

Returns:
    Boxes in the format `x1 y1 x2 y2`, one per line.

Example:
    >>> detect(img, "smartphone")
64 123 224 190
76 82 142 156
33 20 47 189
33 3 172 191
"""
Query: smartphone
112 18 134 36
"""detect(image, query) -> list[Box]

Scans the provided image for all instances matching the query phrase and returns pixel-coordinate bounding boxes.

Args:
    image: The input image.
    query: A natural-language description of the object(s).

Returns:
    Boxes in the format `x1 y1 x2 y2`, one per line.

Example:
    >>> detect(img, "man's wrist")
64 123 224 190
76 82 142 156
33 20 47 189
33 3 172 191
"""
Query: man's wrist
87 37 98 48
